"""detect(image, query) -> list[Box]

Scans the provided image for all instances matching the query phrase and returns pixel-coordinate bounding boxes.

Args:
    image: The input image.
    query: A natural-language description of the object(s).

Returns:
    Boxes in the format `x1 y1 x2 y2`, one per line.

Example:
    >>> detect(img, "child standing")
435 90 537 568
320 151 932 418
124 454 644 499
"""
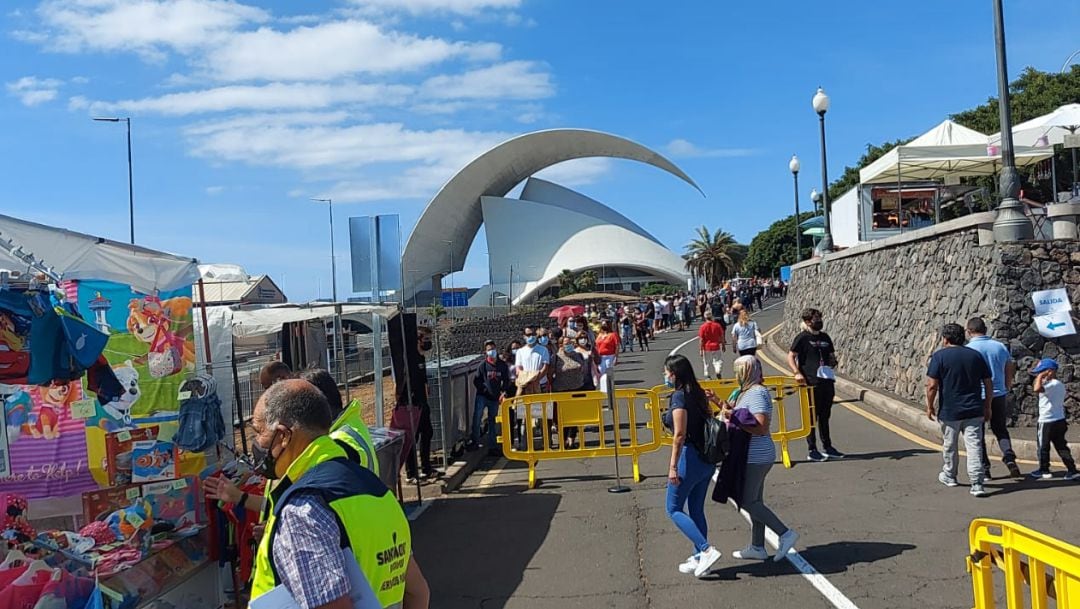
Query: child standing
1030 358 1080 480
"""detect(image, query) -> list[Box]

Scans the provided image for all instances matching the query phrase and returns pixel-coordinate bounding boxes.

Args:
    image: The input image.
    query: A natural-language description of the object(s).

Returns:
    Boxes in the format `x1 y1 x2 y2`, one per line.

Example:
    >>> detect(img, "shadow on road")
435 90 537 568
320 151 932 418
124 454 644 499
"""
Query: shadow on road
985 477 1080 496
840 448 937 461
411 492 562 609
705 540 916 580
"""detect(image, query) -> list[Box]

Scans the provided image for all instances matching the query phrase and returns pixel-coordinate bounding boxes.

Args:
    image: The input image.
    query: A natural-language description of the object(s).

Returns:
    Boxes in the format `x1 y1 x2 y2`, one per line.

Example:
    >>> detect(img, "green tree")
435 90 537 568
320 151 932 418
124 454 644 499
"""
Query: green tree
427 303 446 320
742 212 817 278
557 269 578 296
683 226 746 287
640 283 672 296
575 270 598 292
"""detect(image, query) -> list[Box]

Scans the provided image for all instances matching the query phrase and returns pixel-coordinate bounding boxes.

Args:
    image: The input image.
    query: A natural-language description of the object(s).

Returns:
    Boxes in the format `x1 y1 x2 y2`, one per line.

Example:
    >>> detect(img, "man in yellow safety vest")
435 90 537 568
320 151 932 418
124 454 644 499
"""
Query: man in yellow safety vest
248 379 429 609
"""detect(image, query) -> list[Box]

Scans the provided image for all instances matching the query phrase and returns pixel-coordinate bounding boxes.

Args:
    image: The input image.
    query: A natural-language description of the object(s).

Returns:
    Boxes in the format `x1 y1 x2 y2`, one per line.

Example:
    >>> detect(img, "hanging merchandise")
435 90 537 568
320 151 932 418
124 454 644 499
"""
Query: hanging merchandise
0 302 31 385
174 375 224 453
2 379 99 499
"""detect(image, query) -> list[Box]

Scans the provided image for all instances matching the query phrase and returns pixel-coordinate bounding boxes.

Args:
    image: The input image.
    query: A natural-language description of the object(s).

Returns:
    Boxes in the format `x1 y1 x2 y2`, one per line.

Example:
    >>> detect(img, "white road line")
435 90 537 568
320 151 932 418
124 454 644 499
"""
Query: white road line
710 471 861 609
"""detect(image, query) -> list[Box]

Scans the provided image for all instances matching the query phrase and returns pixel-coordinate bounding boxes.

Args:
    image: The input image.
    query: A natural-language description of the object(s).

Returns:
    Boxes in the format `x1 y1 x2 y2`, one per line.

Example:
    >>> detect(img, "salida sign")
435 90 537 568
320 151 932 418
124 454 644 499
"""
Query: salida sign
1032 288 1076 338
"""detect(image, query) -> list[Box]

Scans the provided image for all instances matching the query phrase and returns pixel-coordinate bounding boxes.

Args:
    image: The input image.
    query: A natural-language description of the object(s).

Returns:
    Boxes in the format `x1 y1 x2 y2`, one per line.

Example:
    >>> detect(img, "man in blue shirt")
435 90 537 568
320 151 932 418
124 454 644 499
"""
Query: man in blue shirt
926 323 993 497
965 317 1021 479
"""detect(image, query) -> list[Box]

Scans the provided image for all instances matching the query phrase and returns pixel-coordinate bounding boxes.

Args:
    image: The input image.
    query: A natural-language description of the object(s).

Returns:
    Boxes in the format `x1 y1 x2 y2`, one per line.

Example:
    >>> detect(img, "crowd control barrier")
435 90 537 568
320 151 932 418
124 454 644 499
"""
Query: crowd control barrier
968 518 1080 609
497 387 663 488
653 376 813 468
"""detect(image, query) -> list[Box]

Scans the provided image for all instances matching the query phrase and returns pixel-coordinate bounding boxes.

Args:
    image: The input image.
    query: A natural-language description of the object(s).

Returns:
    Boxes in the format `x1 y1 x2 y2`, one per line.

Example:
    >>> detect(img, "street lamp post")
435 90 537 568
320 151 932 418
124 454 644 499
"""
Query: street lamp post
93 117 135 244
812 88 834 252
990 0 1034 242
789 155 802 262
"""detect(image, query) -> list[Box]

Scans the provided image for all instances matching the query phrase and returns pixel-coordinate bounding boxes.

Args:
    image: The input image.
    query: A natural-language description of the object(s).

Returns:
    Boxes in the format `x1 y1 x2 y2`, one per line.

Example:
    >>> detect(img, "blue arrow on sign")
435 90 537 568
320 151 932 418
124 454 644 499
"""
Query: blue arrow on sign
1048 321 1066 330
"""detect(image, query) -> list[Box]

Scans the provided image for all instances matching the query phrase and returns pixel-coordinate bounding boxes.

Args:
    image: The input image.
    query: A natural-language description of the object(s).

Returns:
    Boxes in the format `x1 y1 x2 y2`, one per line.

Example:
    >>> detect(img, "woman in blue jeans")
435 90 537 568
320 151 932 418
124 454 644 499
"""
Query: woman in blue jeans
663 354 723 578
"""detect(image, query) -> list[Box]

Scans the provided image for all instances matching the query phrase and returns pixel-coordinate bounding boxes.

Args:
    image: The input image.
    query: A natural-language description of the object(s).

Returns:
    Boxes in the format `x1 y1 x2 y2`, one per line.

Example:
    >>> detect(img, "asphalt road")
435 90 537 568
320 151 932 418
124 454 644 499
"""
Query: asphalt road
412 300 1080 609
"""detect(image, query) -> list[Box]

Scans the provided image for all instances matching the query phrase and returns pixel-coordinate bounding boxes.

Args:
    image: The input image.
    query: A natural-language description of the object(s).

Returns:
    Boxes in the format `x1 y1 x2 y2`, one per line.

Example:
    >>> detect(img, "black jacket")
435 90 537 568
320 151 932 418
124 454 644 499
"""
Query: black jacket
712 426 752 505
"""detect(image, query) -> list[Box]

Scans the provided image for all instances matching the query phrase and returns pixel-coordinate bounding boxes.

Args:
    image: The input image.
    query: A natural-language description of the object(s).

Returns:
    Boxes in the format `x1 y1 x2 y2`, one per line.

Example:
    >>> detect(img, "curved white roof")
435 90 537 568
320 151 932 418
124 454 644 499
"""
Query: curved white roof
401 129 701 301
482 179 688 304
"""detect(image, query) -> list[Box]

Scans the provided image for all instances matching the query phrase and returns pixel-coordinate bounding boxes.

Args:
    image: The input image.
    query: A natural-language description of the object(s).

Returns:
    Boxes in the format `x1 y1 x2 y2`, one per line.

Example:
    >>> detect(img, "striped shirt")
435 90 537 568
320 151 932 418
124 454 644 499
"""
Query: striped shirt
738 386 776 464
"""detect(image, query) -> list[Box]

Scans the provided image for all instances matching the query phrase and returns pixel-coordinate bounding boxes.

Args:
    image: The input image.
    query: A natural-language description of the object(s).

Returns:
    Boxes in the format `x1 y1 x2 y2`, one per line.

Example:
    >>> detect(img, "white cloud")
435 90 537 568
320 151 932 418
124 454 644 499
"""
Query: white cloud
87 82 413 115
532 158 613 187
185 117 509 174
203 20 501 82
205 185 224 195
665 138 759 159
33 0 269 60
421 60 552 100
6 76 63 106
344 0 522 15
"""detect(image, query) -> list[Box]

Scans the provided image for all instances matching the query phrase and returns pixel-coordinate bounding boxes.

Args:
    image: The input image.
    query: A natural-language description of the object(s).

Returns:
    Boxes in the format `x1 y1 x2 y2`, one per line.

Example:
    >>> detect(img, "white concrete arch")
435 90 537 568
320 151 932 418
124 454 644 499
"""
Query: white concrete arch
401 129 702 302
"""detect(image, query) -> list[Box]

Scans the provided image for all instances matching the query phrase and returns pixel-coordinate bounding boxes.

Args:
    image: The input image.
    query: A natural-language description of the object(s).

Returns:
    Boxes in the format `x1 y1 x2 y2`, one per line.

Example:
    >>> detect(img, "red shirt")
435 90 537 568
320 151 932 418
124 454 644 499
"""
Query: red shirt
595 332 620 356
698 321 725 352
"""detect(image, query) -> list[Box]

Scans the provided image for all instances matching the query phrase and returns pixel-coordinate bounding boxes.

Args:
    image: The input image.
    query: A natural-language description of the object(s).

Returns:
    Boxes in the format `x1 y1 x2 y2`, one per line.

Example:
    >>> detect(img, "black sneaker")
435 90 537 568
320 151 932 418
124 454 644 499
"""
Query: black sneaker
807 449 827 462
824 447 845 459
1006 462 1022 478
465 441 479 452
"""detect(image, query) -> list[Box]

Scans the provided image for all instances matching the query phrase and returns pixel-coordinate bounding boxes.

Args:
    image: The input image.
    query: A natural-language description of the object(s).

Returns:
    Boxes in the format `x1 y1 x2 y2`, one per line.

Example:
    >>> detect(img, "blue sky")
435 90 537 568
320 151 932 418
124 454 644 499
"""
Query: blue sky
2 1 1078 301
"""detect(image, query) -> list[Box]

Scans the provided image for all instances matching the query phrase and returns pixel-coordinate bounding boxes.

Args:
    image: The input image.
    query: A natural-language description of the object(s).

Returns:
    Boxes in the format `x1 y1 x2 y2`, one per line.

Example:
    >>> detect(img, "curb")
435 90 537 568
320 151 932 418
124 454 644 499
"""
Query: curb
439 446 488 494
760 338 1080 464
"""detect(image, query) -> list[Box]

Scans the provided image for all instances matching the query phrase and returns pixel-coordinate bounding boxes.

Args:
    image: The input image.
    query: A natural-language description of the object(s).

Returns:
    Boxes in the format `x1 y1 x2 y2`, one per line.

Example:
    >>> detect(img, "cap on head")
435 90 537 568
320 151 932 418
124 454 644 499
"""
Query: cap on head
1032 358 1059 374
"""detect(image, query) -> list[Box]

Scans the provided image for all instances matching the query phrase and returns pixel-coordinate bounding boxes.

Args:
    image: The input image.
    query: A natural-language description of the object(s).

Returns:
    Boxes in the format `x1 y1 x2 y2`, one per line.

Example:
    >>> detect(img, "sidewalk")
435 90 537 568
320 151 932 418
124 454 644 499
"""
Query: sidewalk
761 337 1080 463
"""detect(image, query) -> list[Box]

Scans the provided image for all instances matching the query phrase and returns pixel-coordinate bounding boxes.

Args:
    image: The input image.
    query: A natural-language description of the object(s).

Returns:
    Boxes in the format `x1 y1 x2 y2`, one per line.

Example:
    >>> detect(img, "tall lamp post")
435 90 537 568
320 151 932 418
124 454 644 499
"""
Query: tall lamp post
789 155 802 262
990 0 1034 241
812 88 834 253
92 117 135 244
311 198 337 302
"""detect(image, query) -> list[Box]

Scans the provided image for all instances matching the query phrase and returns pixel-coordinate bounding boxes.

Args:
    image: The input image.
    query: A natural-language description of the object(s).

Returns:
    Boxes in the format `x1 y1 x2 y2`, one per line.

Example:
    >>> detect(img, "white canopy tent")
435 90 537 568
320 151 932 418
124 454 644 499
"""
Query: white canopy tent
859 120 1054 185
991 103 1080 147
0 213 199 293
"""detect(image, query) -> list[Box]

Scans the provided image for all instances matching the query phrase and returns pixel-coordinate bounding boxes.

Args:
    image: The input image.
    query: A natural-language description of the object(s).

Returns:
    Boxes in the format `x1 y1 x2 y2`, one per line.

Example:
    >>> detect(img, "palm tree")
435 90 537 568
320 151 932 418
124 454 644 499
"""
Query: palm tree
684 226 745 287
557 269 578 296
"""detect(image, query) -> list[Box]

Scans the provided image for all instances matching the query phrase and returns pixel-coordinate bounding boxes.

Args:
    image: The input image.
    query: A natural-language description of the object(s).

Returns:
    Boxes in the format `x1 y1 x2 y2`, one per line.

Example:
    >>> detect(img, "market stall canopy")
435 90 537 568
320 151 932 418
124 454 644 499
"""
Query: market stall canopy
227 302 398 338
991 103 1080 147
799 215 824 228
803 227 826 237
0 213 199 293
859 119 1054 185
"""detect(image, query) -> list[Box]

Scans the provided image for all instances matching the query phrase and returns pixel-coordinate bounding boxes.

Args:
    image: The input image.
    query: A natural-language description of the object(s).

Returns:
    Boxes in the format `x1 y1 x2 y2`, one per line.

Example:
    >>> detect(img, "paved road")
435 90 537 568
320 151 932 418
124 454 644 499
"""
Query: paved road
412 301 1080 609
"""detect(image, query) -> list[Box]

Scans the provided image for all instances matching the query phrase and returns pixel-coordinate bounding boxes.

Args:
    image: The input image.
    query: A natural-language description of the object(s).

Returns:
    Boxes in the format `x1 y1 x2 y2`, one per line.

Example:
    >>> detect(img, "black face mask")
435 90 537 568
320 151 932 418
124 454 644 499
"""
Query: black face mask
810 320 824 332
420 340 433 351
250 429 285 480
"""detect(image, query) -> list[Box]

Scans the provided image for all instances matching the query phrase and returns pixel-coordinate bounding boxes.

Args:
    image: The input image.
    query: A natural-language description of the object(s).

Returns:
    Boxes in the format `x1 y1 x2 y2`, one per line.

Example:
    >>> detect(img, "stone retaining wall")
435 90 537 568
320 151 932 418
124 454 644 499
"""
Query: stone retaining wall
441 309 553 358
785 215 1080 425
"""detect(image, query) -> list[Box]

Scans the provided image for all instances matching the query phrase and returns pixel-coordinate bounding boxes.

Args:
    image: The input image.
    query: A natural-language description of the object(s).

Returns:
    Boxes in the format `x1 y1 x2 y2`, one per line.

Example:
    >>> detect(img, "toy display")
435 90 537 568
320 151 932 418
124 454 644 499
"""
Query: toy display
130 441 178 483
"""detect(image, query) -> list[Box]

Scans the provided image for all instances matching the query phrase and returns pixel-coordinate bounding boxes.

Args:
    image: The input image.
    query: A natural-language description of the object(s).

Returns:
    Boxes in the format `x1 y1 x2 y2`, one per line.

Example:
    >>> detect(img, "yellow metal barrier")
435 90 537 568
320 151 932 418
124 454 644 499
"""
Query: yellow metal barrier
968 518 1080 609
653 376 814 468
497 388 664 489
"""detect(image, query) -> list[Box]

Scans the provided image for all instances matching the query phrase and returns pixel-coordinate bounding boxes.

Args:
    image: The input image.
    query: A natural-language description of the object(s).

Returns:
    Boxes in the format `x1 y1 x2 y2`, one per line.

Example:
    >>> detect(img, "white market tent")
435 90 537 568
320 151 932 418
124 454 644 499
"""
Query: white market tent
991 103 1080 147
859 119 1054 185
0 212 199 293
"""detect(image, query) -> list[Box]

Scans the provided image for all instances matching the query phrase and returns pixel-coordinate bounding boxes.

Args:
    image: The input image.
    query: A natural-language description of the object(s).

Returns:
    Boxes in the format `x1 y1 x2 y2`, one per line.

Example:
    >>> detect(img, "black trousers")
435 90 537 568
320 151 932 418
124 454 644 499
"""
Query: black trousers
1038 419 1077 472
636 328 649 350
807 381 836 451
979 395 1017 468
405 404 434 477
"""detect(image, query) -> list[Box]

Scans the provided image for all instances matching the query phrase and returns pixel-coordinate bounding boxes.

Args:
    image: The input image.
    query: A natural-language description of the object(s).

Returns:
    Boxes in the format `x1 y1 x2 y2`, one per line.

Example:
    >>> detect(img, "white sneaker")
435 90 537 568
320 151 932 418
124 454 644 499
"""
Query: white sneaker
774 530 800 562
732 545 769 560
677 554 699 574
694 546 722 577
938 472 959 487
970 485 988 498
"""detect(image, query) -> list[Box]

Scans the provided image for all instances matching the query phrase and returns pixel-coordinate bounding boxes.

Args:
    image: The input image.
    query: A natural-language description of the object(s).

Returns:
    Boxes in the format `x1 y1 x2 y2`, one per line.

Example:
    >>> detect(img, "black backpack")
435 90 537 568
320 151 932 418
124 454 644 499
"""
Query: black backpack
698 415 730 465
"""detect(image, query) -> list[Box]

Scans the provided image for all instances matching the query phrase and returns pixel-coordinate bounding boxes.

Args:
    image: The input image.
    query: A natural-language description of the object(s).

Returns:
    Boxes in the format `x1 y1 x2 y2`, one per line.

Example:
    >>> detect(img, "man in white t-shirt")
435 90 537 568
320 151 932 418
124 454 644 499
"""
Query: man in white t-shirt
657 296 670 331
515 326 549 395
